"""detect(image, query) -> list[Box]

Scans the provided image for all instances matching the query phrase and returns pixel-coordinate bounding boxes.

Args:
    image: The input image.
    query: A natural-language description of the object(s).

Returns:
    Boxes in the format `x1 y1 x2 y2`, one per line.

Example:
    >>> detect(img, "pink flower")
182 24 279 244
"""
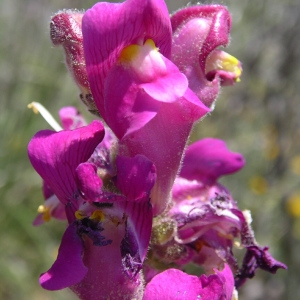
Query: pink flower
82 0 211 215
28 121 156 299
32 107 115 225
28 1 254 298
147 138 286 286
50 2 242 216
144 264 235 300
171 5 242 108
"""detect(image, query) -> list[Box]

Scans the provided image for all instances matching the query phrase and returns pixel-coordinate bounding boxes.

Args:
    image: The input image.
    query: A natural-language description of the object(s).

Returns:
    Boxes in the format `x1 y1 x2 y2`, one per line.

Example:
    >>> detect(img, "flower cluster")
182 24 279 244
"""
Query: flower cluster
28 0 286 299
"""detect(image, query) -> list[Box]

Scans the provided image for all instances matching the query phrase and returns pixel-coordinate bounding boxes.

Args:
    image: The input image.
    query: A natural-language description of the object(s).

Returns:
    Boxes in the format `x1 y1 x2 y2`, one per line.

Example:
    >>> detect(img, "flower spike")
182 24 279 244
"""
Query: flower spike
27 1 285 299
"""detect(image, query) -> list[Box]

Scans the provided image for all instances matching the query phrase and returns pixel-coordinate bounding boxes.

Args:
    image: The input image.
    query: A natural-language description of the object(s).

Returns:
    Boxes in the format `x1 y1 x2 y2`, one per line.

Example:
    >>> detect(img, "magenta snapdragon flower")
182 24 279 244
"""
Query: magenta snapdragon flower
50 0 242 215
28 120 157 299
32 106 115 225
81 0 210 215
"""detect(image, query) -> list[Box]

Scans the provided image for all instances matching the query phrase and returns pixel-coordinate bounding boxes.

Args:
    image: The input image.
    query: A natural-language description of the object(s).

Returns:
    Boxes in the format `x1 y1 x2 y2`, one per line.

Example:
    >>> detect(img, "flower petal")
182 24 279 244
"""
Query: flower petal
120 219 143 278
103 44 189 138
82 0 172 118
70 201 149 299
180 138 245 184
40 223 87 290
76 162 103 202
58 106 87 130
143 264 234 300
171 5 231 55
120 199 153 262
170 177 243 271
114 155 156 201
234 209 287 287
28 121 105 208
119 96 209 215
104 66 161 139
235 246 287 288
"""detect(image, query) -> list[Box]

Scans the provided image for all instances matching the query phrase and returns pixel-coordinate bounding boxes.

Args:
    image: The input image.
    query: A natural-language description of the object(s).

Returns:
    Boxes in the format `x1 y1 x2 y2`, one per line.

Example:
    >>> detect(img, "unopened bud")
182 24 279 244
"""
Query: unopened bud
50 11 99 115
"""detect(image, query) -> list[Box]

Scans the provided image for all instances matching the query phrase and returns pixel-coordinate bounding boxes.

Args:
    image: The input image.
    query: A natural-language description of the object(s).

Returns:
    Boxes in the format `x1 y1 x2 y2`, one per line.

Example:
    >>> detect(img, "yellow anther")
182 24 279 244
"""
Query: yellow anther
27 102 62 131
28 102 39 114
37 205 47 213
90 209 105 222
37 205 51 222
220 54 242 81
75 210 86 220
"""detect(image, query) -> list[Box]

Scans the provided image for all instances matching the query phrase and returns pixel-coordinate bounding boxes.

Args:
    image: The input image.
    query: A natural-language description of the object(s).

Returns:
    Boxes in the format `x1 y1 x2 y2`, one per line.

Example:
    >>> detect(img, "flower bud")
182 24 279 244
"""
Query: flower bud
50 11 99 115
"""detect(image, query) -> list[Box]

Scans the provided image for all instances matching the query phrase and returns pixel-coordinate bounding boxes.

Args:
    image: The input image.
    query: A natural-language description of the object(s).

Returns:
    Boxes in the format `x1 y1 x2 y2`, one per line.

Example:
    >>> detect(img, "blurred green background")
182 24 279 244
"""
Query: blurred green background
0 0 299 299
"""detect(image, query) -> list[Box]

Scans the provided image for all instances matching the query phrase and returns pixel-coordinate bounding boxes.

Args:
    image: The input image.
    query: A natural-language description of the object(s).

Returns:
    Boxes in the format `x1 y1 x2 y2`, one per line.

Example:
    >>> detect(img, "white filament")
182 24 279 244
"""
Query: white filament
28 102 62 132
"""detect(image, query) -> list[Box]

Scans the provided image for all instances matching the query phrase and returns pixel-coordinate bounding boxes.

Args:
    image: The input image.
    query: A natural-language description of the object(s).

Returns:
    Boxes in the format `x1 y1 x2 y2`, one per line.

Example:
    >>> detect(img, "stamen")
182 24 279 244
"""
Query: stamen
37 205 51 222
28 102 63 131
42 210 51 222
37 205 47 213
90 209 105 222
206 50 242 82
75 210 86 220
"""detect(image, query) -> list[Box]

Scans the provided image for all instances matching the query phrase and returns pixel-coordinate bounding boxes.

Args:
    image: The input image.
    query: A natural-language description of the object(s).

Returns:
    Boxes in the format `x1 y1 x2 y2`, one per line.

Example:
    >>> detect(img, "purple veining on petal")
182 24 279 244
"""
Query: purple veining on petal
82 0 172 118
40 223 87 290
70 199 151 299
28 121 105 211
103 45 189 139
